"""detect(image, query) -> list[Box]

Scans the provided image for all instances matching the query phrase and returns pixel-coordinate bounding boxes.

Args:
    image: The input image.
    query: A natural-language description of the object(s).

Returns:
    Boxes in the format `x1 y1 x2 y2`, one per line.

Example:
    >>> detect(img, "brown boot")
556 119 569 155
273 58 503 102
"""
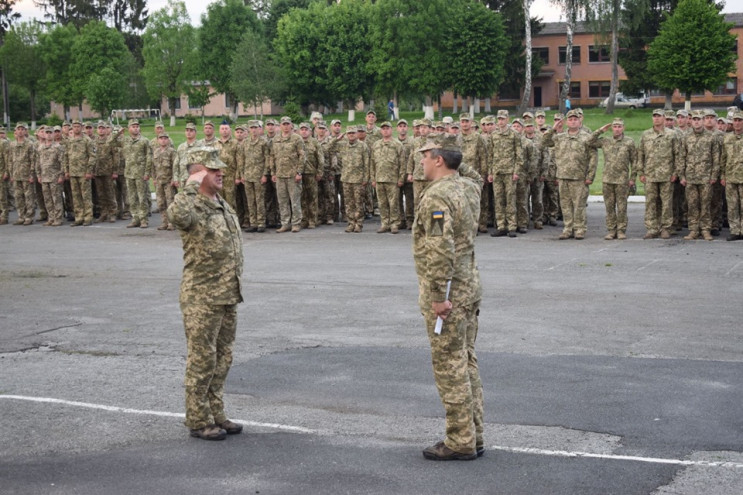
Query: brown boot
702 230 714 241
126 220 141 228
604 232 616 240
617 232 627 240
683 231 699 240
660 229 671 239
189 424 227 441
139 220 148 228
276 225 290 233
422 441 477 461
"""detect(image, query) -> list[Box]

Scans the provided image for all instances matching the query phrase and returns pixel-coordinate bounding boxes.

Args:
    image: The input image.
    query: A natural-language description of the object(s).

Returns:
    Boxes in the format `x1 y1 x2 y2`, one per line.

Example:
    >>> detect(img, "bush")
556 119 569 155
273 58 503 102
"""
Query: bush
282 100 302 124
44 114 64 127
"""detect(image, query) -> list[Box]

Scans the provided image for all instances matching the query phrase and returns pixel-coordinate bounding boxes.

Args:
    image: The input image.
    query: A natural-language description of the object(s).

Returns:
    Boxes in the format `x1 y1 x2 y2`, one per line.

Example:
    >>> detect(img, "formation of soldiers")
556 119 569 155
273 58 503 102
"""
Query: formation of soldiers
1 106 742 242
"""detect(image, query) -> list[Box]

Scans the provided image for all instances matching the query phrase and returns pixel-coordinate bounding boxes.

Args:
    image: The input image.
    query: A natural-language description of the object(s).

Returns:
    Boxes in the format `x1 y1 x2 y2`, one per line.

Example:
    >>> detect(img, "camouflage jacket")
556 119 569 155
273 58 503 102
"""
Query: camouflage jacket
721 131 743 184
489 126 523 176
302 136 324 176
397 136 416 176
122 135 154 179
317 136 335 179
457 163 483 225
167 181 244 306
215 137 239 181
328 138 369 184
0 139 8 178
153 146 177 184
412 173 482 310
94 136 117 177
460 131 489 178
541 128 600 181
270 132 305 178
371 138 404 183
9 140 37 180
238 136 270 183
174 140 199 184
64 135 95 177
595 134 637 185
364 125 382 149
35 143 65 183
524 133 549 180
637 127 680 182
407 135 429 181
681 129 720 184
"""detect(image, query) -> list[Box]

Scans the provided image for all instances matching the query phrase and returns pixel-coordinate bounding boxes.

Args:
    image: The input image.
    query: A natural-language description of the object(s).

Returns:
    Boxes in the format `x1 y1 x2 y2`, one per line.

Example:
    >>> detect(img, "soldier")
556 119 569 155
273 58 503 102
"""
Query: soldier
593 119 637 240
0 128 10 224
364 110 382 148
721 110 743 241
370 121 404 234
298 122 323 229
150 121 174 150
64 120 95 226
703 109 725 235
407 119 432 209
680 110 720 241
535 110 551 132
329 119 344 222
9 123 37 225
214 121 240 216
233 124 249 228
542 114 562 226
459 113 488 233
413 134 483 461
396 119 415 230
153 133 178 230
328 126 370 233
638 109 680 239
541 110 600 240
32 127 49 223
83 122 94 139
670 110 689 232
238 120 270 232
511 118 534 234
93 122 118 223
121 119 154 228
263 118 281 228
197 120 218 148
167 146 244 442
174 123 199 186
488 110 522 237
523 120 548 230
35 126 65 226
314 122 335 226
270 116 305 233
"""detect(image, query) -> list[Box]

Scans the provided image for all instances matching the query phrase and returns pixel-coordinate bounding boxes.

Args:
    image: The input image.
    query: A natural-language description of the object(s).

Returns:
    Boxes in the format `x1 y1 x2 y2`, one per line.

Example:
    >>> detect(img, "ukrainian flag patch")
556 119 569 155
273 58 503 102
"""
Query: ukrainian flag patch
432 211 444 219
431 210 444 236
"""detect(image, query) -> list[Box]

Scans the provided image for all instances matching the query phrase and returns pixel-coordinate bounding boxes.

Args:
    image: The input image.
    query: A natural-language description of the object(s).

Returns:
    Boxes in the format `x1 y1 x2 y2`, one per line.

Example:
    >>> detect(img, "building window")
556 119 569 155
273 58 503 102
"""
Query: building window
173 98 181 110
714 78 737 95
532 47 549 65
558 46 580 65
559 81 581 98
588 45 610 63
589 81 611 98
188 98 200 110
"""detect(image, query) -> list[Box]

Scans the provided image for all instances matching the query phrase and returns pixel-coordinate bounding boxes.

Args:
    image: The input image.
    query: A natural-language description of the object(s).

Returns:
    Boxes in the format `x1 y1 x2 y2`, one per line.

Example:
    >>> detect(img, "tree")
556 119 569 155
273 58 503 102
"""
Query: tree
86 66 127 117
0 22 46 126
550 0 587 113
38 23 77 120
142 0 196 126
0 0 21 127
33 0 107 28
584 0 623 113
230 29 282 118
198 0 261 120
647 0 736 109
109 0 148 32
185 83 212 123
264 0 312 42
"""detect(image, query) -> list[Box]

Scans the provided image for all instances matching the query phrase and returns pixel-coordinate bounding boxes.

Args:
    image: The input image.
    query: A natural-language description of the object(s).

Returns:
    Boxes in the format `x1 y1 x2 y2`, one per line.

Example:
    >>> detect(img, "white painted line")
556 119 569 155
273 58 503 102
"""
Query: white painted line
636 259 660 271
0 394 315 434
491 445 743 469
725 261 742 277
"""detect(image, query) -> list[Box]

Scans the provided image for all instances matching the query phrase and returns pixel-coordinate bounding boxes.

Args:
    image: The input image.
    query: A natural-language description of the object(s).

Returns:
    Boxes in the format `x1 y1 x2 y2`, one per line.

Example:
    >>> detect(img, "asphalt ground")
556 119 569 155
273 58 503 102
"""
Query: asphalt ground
1 203 742 494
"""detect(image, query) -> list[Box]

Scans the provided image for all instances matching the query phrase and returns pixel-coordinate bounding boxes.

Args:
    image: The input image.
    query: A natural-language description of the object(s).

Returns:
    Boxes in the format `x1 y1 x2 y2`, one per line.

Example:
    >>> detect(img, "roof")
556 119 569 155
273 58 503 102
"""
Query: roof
540 13 743 36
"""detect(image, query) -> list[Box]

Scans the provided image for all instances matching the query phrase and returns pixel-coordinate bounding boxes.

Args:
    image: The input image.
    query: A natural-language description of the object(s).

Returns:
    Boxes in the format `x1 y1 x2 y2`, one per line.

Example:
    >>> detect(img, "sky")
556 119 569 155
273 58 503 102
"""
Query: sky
12 0 743 25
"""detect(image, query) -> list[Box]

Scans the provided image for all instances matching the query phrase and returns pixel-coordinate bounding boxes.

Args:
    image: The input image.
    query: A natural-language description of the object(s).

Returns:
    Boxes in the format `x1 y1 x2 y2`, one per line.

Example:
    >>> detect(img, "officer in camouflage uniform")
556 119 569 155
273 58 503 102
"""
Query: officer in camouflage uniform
459 113 489 233
263 119 281 227
371 121 404 233
541 114 561 225
35 126 66 226
672 110 691 232
593 119 637 240
174 123 199 186
638 109 680 239
316 122 337 225
167 146 244 442
64 120 95 226
407 118 432 208
488 109 522 237
523 120 548 230
121 119 154 228
328 126 370 232
542 110 600 240
150 121 174 150
413 134 483 461
0 128 10 224
680 110 720 241
721 110 743 241
7 124 36 225
238 120 270 232
396 119 415 229
298 122 324 229
270 116 305 233
215 121 240 217
153 133 178 230
93 122 118 223
510 118 534 234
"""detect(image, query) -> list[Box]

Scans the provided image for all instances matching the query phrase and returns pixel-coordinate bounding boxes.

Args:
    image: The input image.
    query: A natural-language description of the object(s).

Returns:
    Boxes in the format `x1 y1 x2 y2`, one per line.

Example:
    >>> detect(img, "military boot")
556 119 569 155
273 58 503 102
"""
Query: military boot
702 230 714 241
683 231 699 240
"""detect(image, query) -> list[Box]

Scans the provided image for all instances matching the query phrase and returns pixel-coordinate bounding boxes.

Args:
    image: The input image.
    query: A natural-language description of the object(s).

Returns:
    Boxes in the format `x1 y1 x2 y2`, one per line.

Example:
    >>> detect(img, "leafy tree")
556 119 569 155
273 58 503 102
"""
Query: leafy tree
647 0 736 108
264 0 312 42
109 0 148 32
550 0 588 113
142 0 196 126
198 0 261 119
86 66 127 117
584 0 623 113
230 29 282 118
0 0 21 127
38 23 77 120
0 22 46 125
32 0 107 28
185 83 213 122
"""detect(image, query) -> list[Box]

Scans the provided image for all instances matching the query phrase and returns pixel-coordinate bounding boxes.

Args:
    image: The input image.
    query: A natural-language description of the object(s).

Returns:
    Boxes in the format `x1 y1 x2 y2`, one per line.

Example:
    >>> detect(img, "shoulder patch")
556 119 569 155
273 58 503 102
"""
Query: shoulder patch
431 210 444 236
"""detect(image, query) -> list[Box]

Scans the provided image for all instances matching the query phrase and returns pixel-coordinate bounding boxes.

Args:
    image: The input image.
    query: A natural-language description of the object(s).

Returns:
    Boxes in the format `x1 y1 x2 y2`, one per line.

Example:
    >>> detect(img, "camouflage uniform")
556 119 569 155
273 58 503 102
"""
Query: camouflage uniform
524 131 548 229
122 134 154 226
595 129 637 237
153 145 178 229
110 132 129 219
397 134 416 229
708 128 726 233
0 137 10 223
167 176 243 432
300 134 324 228
722 130 743 237
174 140 199 185
413 173 483 456
681 128 720 237
516 134 537 231
215 137 240 213
371 136 404 232
94 134 118 222
35 141 66 225
9 138 37 224
459 130 489 231
637 126 680 236
238 133 270 229
65 134 96 225
407 134 430 210
317 134 337 224
541 126 600 238
328 132 370 231
489 125 523 233
270 130 305 229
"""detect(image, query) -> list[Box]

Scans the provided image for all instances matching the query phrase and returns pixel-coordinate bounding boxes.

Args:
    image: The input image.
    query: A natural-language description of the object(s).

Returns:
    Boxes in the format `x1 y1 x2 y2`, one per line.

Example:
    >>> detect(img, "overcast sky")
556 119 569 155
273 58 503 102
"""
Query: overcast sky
12 0 743 26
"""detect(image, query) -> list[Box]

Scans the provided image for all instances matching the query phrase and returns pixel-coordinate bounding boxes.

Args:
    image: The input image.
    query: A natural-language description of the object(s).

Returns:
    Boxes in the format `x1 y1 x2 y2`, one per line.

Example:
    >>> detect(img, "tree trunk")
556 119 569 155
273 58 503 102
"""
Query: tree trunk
462 96 469 113
518 0 534 116
484 98 491 113
664 92 673 110
423 95 434 120
30 89 37 129
685 92 692 111
559 2 576 114
348 100 356 122
169 97 178 126
437 95 443 120
606 0 620 115
393 90 399 120
452 92 458 114
474 98 480 114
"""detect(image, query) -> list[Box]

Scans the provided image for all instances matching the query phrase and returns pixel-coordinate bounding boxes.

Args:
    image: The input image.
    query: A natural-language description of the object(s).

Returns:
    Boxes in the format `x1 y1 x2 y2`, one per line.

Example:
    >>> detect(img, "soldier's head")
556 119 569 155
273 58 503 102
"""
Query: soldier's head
732 111 743 133
357 126 367 141
496 110 509 130
219 121 231 139
397 119 408 137
299 122 312 139
203 121 215 138
459 114 472 133
265 119 277 136
154 121 164 135
249 121 262 138
187 147 226 196
511 119 524 133
652 109 665 128
691 110 705 131
234 124 246 141
676 110 689 127
703 109 717 130
419 119 432 136
128 119 140 137
346 126 358 143
380 121 392 138
418 134 462 180
717 117 728 132
43 126 54 143
158 134 170 148
310 111 322 127
84 122 94 137
611 118 624 138
366 110 376 125
71 120 82 136
279 116 293 135
535 111 546 125
330 119 342 136
524 121 536 138
53 126 62 141
316 122 327 138
185 122 197 141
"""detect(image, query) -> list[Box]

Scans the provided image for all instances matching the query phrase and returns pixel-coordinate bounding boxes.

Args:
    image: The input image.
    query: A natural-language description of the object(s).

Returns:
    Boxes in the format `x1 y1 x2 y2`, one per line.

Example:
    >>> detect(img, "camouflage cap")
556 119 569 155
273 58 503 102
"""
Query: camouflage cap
280 116 292 124
203 120 215 127
718 117 728 124
511 118 524 127
524 121 535 128
158 132 170 139
459 113 472 121
265 118 278 125
732 110 743 120
416 132 461 153
664 110 676 119
420 118 433 127
366 109 376 116
155 121 164 128
576 108 584 116
442 116 454 124
522 112 534 120
433 121 445 129
412 119 421 127
496 109 509 119
310 111 323 121
234 124 247 132
397 119 408 126
652 109 665 117
554 113 564 121
676 109 689 117
128 119 139 126
565 109 580 119
346 125 357 133
37 125 46 132
71 119 82 125
185 122 197 130
450 121 460 129
356 126 367 133
535 110 546 118
380 121 392 128
97 120 107 128
691 109 705 119
187 146 226 170
62 121 71 127
53 125 62 132
84 122 93 128
330 119 342 126
479 116 491 125
317 121 328 129
15 122 27 129
703 108 717 118
248 120 261 128
299 122 311 130
612 118 625 126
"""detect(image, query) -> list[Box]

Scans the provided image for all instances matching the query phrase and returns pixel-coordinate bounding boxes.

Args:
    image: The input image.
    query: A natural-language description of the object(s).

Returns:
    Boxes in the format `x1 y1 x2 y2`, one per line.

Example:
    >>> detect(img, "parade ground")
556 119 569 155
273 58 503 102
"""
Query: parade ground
1 203 742 494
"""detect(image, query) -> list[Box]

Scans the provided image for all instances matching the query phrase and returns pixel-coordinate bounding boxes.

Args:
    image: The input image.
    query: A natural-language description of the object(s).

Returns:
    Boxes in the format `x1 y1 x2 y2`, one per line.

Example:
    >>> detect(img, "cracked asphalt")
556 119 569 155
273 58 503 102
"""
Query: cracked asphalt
1 203 742 494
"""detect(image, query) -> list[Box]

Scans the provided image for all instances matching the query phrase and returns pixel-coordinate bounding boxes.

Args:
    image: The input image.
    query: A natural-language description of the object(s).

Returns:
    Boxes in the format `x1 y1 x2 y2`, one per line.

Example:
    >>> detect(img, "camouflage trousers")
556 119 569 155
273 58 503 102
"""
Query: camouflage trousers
62 180 74 217
41 181 64 223
334 175 344 221
725 182 743 235
399 181 414 228
478 183 491 230
644 181 674 234
492 174 516 232
244 181 266 228
318 174 336 223
155 181 176 227
543 180 559 222
35 181 47 220
528 178 544 226
264 179 280 227
423 301 483 454
603 183 629 234
685 183 712 234
275 177 302 228
342 182 366 227
301 175 319 227
558 179 589 235
710 181 725 230
114 177 129 218
126 178 150 223
0 179 9 221
222 178 237 213
376 182 400 229
69 176 93 224
182 302 237 430
13 180 35 222
672 181 687 230
515 178 529 229
95 175 118 219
